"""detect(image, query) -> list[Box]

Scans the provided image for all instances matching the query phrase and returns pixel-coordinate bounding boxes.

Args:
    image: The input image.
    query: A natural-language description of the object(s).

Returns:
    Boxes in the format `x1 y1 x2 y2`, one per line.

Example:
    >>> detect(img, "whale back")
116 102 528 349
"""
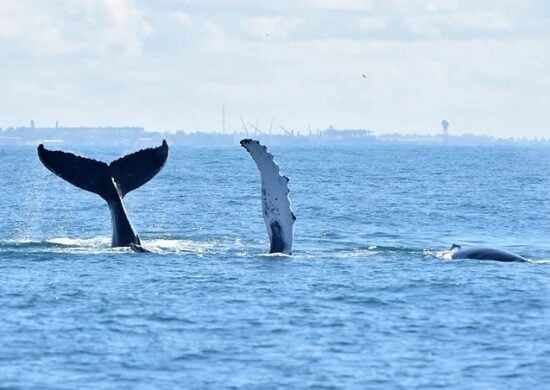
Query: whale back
451 246 527 262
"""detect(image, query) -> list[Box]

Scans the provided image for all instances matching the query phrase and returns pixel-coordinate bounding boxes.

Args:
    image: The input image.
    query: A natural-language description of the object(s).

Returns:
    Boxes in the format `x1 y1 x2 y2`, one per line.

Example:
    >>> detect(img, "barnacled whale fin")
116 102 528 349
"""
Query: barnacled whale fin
110 140 169 197
37 144 115 200
240 138 295 255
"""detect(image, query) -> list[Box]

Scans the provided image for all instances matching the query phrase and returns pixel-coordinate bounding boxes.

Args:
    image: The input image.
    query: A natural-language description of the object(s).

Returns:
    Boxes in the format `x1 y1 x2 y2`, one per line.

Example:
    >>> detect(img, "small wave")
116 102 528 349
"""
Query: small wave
48 236 111 247
0 236 253 257
258 252 292 258
426 249 454 260
527 259 550 265
291 245 417 260
0 236 116 255
139 239 214 255
0 237 216 256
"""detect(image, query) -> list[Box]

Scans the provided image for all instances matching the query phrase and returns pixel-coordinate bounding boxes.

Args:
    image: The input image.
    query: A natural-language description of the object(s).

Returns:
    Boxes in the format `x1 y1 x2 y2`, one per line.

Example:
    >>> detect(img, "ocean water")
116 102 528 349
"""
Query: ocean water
0 144 549 389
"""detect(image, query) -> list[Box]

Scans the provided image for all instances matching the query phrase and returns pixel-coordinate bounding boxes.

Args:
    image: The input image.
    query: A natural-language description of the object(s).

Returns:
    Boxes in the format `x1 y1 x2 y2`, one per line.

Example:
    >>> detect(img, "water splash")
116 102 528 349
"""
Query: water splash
428 249 454 260
139 238 214 255
0 236 217 256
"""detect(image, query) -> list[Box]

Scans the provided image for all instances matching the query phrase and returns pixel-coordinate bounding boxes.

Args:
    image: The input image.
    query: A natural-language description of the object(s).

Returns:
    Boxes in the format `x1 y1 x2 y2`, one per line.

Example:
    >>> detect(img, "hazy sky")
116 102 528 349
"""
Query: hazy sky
1 0 549 137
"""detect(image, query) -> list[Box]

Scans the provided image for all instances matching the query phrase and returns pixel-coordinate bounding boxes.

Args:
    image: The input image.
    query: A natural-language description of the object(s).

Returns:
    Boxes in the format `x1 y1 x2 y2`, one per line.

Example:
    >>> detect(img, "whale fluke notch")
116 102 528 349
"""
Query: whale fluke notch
240 138 295 254
37 140 169 248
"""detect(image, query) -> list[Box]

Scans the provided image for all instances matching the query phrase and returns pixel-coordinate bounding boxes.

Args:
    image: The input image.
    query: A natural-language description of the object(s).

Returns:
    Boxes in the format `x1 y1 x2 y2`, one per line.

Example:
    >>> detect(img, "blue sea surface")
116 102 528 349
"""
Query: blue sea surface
0 144 549 389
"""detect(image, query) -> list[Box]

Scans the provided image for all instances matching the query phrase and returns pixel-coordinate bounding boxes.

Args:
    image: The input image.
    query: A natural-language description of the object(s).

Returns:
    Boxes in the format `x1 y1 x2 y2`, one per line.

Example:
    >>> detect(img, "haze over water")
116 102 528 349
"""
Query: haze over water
1 144 549 388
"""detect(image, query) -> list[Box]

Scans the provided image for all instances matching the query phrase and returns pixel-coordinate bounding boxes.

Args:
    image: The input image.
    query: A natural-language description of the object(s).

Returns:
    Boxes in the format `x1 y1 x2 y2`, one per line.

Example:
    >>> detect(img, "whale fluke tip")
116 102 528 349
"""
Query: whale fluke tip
240 138 257 147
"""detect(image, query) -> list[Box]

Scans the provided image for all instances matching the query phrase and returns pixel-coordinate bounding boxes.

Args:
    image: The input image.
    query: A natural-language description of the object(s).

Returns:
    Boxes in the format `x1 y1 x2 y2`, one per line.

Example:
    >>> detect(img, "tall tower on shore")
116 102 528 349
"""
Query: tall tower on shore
441 120 449 137
222 106 226 133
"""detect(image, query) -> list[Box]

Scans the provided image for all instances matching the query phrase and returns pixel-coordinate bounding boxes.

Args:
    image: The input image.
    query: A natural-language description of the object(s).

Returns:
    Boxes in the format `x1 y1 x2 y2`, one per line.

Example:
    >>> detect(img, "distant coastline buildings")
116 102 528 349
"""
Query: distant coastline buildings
0 122 547 147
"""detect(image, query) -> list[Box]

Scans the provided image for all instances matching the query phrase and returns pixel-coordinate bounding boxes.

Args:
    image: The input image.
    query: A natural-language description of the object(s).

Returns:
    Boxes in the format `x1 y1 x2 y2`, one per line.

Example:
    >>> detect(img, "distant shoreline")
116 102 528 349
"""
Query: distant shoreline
1 126 548 147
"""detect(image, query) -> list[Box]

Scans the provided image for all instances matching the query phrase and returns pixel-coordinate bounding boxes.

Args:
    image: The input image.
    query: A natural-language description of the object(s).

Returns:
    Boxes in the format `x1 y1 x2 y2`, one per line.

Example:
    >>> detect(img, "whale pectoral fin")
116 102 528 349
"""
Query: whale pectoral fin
240 139 295 255
109 140 169 197
37 144 114 200
450 244 461 251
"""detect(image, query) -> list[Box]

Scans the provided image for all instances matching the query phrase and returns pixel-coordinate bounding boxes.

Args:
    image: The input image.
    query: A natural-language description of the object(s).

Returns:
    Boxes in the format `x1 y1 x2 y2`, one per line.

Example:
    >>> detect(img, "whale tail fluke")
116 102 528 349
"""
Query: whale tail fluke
37 140 169 201
37 144 115 200
37 140 169 248
240 139 295 255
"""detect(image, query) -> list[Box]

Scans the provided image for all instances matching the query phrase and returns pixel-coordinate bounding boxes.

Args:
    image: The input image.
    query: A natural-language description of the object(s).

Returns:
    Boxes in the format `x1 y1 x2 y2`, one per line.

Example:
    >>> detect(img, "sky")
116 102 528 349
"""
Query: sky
1 0 549 138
